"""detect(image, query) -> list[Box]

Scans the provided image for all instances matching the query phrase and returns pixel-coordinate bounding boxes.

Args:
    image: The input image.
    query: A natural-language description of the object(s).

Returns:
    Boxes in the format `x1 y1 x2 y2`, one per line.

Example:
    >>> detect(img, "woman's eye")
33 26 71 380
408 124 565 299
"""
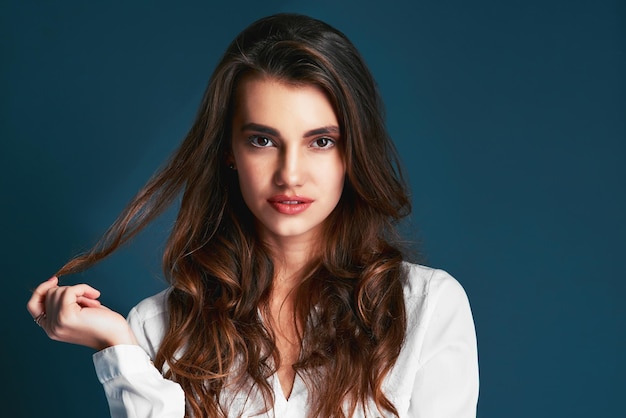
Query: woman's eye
311 137 335 149
248 136 274 147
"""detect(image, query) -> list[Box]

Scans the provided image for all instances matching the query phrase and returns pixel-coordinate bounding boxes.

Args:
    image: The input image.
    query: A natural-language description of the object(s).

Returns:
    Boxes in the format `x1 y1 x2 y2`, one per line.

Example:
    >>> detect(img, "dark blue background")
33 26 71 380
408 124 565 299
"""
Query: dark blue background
3 1 624 417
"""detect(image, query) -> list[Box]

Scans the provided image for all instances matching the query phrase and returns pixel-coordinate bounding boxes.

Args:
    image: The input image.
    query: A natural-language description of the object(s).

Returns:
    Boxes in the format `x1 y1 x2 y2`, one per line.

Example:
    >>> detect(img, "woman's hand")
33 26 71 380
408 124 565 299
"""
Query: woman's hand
27 277 138 351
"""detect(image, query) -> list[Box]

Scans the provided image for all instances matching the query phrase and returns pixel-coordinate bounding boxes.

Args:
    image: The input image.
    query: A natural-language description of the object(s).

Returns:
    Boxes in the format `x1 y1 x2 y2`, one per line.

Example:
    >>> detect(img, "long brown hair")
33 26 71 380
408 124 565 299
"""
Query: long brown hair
57 13 412 417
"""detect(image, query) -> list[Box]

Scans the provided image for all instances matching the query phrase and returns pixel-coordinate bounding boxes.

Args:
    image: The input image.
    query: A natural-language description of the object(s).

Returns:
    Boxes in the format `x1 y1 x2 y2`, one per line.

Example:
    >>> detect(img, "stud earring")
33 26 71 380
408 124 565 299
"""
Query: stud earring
228 163 236 170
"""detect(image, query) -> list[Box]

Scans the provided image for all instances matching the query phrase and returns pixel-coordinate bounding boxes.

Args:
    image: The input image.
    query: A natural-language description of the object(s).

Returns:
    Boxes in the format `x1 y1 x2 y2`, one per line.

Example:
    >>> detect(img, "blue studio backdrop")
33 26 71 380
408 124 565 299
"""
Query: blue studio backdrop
3 1 624 417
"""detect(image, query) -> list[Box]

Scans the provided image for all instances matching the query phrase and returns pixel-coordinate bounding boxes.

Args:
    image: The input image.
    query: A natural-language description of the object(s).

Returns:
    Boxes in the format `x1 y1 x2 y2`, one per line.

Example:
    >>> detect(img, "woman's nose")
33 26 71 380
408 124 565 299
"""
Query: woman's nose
274 145 305 187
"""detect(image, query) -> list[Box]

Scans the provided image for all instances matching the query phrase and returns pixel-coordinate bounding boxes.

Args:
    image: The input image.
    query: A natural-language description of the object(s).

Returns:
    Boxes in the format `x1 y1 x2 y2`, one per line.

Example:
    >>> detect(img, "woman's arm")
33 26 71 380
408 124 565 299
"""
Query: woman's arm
27 277 185 417
94 345 185 418
408 273 480 417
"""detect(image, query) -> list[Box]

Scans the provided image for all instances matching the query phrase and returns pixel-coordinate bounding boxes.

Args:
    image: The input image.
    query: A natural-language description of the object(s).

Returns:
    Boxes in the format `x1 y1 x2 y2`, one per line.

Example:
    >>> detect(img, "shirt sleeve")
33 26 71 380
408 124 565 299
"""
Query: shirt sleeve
93 344 185 418
408 272 480 417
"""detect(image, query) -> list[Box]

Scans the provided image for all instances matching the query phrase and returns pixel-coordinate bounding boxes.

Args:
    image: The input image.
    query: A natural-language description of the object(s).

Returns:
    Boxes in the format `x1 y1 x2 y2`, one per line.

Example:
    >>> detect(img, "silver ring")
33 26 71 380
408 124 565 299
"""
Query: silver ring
34 312 46 327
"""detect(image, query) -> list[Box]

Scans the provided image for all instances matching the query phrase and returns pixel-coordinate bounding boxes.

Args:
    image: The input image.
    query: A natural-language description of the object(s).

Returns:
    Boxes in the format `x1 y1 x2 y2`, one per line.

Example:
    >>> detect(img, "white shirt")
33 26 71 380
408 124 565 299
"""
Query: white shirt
93 263 479 417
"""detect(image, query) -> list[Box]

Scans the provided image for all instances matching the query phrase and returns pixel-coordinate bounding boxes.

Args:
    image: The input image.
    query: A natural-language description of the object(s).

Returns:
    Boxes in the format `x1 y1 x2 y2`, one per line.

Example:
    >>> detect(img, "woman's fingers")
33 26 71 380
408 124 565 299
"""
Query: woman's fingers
76 295 102 308
28 278 137 350
43 283 101 326
26 276 58 319
69 283 101 300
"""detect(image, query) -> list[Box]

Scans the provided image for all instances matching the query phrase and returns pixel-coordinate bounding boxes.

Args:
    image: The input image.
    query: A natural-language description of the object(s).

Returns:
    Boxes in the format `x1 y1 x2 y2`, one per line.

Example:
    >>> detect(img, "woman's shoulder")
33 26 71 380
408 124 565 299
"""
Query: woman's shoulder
126 287 172 358
400 261 469 302
128 287 171 320
399 261 474 328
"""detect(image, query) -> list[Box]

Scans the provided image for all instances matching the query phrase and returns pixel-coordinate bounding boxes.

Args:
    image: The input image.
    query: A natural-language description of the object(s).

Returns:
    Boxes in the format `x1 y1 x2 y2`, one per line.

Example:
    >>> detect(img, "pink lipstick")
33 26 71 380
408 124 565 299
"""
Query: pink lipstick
268 195 313 215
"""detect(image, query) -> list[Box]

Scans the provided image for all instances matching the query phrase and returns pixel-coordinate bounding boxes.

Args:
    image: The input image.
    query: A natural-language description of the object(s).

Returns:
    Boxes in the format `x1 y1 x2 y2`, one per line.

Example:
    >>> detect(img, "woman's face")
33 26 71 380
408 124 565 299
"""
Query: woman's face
230 75 345 246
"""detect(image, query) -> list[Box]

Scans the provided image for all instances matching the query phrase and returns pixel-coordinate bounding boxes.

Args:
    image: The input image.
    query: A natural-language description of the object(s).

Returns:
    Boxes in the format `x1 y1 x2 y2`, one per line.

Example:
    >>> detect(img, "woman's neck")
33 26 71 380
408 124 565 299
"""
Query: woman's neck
260 232 321 292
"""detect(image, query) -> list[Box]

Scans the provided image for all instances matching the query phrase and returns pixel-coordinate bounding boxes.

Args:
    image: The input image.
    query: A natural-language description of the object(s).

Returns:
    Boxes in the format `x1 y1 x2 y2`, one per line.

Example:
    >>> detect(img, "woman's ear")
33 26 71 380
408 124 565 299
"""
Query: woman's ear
225 154 236 170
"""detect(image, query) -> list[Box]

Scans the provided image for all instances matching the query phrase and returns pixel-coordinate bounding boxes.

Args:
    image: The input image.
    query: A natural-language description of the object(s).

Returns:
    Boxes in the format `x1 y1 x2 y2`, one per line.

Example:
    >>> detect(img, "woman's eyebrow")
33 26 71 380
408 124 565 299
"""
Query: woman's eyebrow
240 123 280 136
240 123 340 138
303 126 340 137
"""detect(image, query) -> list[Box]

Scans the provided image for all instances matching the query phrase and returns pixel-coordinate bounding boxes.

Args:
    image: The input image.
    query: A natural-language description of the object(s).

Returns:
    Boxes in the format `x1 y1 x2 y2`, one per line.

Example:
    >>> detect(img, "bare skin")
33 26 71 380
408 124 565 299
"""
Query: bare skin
266 251 315 398
26 277 138 350
268 278 301 399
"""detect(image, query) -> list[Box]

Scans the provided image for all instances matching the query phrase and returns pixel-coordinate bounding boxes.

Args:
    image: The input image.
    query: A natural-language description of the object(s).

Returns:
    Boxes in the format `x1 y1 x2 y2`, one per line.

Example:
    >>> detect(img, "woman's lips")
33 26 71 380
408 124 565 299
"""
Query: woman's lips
268 195 314 215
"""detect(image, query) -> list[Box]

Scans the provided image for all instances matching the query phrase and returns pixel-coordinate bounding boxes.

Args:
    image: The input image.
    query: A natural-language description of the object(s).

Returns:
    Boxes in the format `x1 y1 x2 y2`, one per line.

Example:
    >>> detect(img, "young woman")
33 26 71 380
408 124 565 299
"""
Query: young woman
27 13 478 418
